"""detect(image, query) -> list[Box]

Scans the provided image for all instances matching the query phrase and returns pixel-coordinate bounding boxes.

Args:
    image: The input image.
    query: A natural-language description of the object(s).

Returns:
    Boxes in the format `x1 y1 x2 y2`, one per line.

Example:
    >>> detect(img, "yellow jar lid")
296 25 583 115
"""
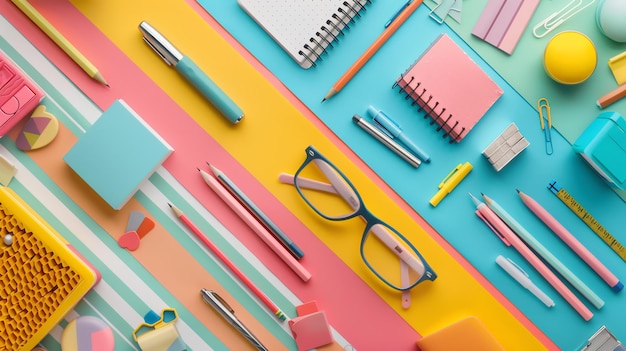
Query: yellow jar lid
544 31 597 84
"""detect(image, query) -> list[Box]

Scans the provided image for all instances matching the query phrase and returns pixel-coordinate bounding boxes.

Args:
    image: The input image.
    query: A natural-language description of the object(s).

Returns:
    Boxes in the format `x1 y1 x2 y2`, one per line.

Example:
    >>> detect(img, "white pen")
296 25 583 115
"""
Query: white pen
496 255 555 308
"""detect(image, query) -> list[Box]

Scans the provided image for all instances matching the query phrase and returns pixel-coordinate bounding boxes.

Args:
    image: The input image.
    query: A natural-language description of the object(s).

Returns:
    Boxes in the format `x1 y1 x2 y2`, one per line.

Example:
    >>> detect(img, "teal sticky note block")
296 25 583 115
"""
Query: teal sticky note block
63 100 173 210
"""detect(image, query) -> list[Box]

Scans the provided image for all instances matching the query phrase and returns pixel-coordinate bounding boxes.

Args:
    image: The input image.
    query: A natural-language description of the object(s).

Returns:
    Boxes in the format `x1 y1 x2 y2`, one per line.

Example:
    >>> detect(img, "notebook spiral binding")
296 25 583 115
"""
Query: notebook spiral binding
298 0 372 67
393 74 466 143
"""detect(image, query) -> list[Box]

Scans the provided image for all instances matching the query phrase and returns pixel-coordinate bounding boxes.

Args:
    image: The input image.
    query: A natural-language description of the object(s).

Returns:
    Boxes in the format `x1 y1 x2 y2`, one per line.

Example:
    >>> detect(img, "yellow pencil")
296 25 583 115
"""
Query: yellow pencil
11 0 109 87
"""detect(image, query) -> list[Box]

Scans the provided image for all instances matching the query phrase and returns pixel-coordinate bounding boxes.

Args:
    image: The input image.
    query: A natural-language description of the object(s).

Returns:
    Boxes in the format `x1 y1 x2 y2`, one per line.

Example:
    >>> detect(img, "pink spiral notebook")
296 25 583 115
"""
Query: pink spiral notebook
395 34 503 143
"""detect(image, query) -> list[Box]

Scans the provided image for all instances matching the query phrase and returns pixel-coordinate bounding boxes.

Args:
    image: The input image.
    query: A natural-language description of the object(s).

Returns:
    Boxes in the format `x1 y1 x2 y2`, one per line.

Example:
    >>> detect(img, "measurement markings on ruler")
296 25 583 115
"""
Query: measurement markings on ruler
548 180 626 262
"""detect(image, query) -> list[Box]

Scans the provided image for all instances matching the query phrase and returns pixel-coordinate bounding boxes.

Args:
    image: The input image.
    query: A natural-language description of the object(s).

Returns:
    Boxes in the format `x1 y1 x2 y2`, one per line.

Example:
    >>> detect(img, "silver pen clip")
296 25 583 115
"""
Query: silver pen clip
201 289 234 314
139 21 183 66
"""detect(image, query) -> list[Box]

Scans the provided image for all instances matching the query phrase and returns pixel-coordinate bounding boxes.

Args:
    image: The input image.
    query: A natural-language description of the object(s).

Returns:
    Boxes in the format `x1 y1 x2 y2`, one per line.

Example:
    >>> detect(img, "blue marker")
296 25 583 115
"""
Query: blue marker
367 105 431 163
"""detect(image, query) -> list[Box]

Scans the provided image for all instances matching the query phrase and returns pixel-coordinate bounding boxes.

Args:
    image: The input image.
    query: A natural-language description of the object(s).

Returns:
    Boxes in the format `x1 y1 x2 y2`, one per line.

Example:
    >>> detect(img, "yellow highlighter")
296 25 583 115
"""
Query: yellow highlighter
430 162 473 207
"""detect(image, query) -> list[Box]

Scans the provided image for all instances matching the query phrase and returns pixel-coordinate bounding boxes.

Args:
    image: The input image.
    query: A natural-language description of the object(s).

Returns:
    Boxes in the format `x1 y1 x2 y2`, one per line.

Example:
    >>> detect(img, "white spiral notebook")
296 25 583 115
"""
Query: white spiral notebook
238 0 372 69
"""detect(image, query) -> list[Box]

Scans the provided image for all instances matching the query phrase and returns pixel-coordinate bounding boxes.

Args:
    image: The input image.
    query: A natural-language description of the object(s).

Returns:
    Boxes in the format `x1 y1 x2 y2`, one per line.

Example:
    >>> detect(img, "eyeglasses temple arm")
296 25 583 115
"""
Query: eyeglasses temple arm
279 173 426 284
278 173 338 193
312 159 361 208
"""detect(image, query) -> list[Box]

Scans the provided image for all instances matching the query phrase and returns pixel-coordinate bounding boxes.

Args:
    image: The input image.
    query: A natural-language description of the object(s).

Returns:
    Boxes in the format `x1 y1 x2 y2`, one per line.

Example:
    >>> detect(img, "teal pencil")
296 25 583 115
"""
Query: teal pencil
482 193 604 310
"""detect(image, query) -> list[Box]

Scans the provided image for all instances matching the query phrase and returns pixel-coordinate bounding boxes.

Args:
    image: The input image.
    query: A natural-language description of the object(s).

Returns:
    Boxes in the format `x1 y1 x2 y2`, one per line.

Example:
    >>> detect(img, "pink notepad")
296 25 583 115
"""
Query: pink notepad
395 34 503 143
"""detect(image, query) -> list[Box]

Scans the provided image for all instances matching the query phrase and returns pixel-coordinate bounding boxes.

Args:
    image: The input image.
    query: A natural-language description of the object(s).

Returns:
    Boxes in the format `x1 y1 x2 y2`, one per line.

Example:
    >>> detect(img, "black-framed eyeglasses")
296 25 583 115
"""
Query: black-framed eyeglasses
279 145 437 291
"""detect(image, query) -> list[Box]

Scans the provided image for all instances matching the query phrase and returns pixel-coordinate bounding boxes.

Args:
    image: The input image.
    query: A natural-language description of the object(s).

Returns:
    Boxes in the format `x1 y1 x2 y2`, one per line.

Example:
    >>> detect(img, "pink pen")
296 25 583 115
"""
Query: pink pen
517 189 623 292
198 168 312 282
469 193 593 320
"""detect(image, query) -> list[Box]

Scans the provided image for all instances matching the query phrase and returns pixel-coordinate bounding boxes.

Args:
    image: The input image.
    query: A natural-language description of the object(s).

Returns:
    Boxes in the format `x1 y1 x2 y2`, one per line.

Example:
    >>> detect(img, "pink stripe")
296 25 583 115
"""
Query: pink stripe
1 0 422 349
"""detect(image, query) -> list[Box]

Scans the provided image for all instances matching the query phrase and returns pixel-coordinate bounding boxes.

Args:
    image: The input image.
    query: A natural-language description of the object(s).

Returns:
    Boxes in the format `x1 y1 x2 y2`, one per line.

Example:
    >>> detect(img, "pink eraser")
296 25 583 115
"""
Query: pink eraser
289 301 334 351
295 301 320 316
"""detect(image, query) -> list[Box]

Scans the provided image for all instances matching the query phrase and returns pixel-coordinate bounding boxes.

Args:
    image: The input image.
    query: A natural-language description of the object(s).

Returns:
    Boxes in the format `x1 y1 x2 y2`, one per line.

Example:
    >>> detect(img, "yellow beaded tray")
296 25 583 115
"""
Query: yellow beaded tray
0 186 99 350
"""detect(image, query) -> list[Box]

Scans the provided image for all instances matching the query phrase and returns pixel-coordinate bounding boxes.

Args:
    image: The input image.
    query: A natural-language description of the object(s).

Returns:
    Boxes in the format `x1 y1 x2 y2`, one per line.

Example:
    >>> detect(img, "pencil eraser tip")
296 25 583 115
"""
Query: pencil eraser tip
613 281 624 292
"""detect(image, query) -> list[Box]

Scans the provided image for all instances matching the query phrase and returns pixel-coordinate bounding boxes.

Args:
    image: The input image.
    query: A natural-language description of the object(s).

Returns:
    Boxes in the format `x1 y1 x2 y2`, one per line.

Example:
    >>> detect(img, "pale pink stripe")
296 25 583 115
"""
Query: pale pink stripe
499 0 540 54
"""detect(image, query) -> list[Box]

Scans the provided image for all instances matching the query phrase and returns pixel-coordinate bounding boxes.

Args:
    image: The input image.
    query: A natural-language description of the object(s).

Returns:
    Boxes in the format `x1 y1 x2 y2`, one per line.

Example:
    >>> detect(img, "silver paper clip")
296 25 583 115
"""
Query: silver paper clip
538 98 553 155
532 0 596 38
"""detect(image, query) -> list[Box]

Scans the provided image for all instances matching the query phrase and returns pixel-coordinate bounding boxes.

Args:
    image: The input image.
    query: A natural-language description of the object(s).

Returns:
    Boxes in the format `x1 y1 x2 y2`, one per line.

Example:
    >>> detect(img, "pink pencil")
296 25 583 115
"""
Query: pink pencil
198 168 311 282
517 190 623 292
168 203 287 321
470 193 593 320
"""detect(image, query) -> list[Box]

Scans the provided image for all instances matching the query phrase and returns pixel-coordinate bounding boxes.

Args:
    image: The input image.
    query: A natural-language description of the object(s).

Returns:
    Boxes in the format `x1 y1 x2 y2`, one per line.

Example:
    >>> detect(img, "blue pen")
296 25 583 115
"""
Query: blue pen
139 21 244 124
367 105 431 162
385 0 415 27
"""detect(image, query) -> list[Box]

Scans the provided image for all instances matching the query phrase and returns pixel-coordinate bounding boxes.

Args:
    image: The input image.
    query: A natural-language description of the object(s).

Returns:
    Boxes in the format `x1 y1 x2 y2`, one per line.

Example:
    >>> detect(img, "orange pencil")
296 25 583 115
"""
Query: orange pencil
597 83 626 109
322 0 424 102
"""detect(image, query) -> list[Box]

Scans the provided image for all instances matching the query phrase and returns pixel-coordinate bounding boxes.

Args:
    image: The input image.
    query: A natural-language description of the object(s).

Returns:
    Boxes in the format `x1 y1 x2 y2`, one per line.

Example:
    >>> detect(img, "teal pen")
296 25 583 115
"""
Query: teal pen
482 193 604 310
139 21 244 124
367 105 431 162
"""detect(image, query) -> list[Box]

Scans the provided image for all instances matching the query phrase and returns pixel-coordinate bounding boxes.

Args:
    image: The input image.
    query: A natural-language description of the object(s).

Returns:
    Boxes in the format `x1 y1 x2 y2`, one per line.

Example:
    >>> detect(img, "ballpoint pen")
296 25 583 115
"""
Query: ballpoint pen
367 106 430 163
201 289 268 351
352 114 421 168
469 193 592 320
385 0 415 27
168 203 286 321
482 193 604 310
197 167 312 282
138 21 244 124
495 255 555 308
11 0 109 86
517 189 623 292
429 162 472 206
205 163 305 260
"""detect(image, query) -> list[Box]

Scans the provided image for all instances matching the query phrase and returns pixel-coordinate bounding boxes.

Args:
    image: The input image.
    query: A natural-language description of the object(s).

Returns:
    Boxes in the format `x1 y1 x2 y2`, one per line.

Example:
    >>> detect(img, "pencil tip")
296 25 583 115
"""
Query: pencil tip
167 202 172 207
321 98 326 103
516 188 521 193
